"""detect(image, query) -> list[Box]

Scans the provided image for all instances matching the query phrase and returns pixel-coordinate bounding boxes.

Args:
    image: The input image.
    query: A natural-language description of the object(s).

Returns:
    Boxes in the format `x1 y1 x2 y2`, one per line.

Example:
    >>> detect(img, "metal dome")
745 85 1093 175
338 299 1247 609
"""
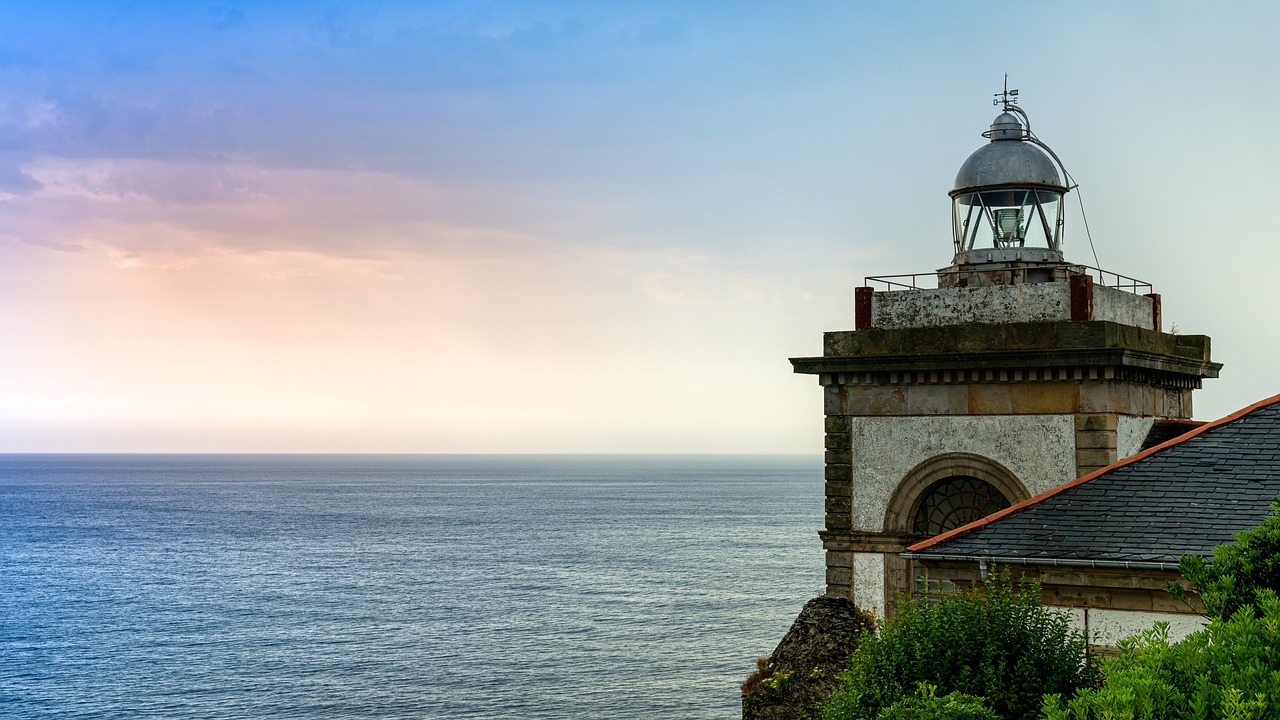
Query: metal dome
986 112 1024 141
944 90 1073 274
953 137 1064 191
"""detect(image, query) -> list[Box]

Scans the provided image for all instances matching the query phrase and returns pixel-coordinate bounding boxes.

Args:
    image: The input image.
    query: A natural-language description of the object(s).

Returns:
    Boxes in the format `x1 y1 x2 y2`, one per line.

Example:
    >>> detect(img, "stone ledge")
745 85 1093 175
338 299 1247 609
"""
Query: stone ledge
815 321 1211 360
795 346 1220 380
845 531 921 553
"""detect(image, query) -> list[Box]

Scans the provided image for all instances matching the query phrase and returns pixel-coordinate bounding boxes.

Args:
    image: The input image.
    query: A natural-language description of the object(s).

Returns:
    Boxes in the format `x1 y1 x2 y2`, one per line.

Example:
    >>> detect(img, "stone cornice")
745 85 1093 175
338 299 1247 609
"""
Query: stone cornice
791 321 1221 381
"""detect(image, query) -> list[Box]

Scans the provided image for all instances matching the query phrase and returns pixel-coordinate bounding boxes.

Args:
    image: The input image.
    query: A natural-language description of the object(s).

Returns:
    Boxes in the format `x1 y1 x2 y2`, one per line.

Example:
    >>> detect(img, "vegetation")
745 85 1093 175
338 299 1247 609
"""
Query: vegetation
741 657 793 705
742 596 877 719
1172 499 1280 619
873 684 999 720
1040 591 1280 720
1041 501 1280 719
820 571 1097 720
804 504 1280 720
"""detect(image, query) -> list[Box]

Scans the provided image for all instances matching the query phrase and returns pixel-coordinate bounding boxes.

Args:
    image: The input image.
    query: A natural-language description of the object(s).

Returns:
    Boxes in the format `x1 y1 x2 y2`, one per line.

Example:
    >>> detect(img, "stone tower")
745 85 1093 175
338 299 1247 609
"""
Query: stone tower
790 94 1221 617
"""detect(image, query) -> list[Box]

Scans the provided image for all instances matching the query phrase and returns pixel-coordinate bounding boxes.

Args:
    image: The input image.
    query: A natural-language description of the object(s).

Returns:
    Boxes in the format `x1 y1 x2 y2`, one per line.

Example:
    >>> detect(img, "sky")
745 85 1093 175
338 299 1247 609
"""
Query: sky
0 1 1277 453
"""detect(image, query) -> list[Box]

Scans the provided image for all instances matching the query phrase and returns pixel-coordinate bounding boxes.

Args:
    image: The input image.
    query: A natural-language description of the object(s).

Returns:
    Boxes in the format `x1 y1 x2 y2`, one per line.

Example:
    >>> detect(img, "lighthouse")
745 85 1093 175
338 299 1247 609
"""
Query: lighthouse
790 89 1222 617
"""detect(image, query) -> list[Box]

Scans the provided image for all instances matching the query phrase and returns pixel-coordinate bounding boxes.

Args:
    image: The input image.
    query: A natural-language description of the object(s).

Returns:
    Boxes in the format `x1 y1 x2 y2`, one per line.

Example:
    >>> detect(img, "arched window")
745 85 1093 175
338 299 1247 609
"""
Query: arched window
911 475 1011 536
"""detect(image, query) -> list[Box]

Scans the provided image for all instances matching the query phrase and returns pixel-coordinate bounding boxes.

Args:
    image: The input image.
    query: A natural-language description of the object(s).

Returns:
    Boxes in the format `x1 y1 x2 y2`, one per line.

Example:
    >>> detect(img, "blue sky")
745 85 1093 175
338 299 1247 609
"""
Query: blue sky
0 2 1276 452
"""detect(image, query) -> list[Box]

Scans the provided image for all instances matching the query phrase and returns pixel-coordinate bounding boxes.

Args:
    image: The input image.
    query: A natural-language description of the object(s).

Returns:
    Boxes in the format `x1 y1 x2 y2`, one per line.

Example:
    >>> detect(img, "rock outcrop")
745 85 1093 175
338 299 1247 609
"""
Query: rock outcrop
741 596 874 720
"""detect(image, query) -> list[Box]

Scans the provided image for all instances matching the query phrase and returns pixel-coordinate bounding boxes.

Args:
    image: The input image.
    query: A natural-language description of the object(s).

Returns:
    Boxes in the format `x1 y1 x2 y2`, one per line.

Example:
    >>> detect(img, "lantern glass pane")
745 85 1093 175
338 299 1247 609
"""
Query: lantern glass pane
953 188 1063 251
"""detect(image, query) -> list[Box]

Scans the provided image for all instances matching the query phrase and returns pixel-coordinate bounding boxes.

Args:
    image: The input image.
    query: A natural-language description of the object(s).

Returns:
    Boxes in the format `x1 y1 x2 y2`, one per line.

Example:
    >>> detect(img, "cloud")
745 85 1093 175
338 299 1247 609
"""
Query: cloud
36 89 237 160
1 156 622 264
0 162 41 194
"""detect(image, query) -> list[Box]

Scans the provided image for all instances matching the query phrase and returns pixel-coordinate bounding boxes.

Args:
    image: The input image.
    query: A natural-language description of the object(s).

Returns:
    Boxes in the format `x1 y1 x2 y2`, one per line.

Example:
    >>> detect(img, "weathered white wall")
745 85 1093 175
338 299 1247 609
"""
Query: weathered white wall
1092 285 1156 330
1060 607 1207 647
853 552 886 619
1117 415 1156 461
850 415 1077 531
873 284 1070 329
871 282 1155 330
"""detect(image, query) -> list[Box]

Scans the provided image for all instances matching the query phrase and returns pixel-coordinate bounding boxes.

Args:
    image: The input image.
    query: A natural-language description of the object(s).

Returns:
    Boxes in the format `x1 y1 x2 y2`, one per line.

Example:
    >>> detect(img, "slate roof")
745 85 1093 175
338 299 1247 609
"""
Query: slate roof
906 394 1280 567
1140 419 1204 451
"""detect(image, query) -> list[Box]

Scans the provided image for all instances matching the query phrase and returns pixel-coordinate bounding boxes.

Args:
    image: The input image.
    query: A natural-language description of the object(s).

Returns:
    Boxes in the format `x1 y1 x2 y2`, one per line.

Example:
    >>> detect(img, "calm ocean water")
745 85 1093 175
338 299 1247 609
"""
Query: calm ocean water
1 454 824 719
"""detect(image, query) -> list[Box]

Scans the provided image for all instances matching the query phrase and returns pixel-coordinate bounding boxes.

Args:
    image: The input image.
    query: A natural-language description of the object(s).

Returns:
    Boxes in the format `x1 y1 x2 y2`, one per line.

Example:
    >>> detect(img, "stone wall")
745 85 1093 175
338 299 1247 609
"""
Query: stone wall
871 283 1156 331
794 308 1219 612
849 414 1075 532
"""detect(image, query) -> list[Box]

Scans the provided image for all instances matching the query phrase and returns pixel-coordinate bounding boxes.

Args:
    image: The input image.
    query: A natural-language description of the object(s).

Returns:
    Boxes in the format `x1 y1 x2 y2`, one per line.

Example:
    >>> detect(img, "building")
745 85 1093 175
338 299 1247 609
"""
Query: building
903 393 1280 645
790 90 1221 618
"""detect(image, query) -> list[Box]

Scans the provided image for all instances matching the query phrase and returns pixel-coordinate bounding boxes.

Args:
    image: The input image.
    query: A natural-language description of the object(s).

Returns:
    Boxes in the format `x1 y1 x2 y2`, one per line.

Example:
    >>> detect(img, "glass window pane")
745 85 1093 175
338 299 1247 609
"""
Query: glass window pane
912 475 1011 536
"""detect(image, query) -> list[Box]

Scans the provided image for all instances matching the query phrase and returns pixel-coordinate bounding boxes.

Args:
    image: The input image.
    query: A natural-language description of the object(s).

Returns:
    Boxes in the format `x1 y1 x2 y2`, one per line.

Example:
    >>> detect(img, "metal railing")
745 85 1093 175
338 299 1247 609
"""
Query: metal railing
1080 266 1152 294
863 264 1152 295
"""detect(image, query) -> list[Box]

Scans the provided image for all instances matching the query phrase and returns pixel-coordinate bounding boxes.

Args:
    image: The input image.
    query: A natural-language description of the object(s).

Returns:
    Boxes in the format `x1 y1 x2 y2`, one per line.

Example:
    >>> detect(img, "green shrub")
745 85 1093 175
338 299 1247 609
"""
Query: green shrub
1040 590 1280 720
741 657 793 705
1174 499 1280 620
821 570 1096 720
874 683 999 720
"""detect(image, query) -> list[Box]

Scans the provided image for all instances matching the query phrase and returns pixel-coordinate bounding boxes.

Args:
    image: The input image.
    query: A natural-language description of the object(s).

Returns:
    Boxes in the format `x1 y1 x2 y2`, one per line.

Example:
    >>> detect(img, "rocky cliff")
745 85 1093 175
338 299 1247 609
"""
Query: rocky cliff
741 596 874 720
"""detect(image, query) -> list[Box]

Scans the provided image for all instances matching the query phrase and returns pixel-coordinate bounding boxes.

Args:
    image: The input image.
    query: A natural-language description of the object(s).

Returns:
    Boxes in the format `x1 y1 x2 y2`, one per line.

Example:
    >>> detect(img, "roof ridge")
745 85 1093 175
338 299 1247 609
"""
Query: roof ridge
906 392 1280 553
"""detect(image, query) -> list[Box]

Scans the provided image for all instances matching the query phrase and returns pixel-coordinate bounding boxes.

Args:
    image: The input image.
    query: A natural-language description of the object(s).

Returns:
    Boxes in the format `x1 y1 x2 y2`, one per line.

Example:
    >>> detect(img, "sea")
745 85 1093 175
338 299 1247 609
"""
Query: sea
1 454 825 719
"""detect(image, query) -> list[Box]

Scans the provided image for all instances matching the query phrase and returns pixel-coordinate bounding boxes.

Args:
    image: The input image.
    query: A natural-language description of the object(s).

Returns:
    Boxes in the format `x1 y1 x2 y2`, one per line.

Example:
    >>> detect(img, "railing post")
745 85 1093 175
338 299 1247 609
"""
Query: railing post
1070 274 1094 322
855 286 874 330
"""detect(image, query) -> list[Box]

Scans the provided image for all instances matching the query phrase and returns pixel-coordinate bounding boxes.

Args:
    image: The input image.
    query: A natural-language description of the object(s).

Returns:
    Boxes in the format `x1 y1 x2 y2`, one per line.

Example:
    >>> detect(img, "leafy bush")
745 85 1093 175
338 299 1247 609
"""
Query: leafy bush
1040 590 1280 720
821 570 1097 720
1174 499 1280 619
874 683 999 720
741 657 792 705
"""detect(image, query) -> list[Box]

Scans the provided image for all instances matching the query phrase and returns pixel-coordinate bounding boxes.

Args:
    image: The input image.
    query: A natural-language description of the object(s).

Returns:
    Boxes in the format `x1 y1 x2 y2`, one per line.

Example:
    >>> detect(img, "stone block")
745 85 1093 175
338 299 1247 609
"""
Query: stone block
1041 570 1088 586
1157 388 1193 418
824 480 851 498
1005 383 1080 414
1109 589 1155 611
1054 320 1101 349
823 386 848 416
824 463 852 481
1093 284 1156 329
1075 430 1117 450
1044 584 1113 608
1115 324 1149 352
1002 322 1057 350
821 533 853 552
953 325 1003 353
824 331 856 356
838 387 907 416
1075 413 1119 431
1079 381 1122 414
904 385 967 415
824 415 852 433
1152 592 1202 614
1174 334 1210 360
825 495 851 514
1069 569 1174 590
825 431 852 450
1076 448 1117 468
967 384 1013 414
826 566 852 587
825 449 852 465
826 551 853 569
849 329 902 355
825 512 850 531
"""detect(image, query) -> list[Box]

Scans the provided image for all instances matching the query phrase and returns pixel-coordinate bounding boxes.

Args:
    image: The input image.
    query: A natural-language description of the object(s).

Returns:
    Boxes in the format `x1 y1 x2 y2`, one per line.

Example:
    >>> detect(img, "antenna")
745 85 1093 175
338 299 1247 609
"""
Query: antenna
993 73 1019 110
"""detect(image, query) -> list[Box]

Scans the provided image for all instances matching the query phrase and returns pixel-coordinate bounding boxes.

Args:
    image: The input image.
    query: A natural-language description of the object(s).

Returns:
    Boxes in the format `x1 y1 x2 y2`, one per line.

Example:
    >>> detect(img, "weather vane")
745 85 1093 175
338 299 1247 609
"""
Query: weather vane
993 73 1019 110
